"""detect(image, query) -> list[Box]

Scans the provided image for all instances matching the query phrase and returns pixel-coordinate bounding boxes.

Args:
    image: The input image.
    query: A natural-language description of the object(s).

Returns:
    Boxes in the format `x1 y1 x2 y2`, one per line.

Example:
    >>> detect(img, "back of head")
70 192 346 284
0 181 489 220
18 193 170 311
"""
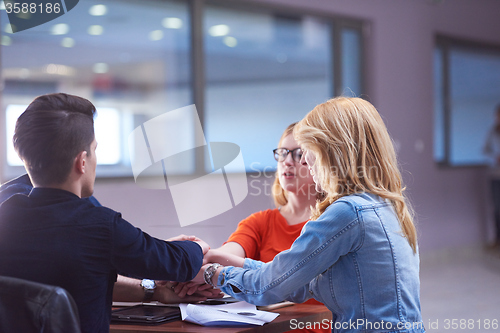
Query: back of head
13 93 96 186
295 96 417 252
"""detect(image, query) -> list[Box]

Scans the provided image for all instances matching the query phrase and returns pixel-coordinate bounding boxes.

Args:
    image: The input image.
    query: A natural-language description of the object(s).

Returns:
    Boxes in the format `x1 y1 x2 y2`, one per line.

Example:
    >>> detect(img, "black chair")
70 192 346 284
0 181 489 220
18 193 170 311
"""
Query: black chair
0 275 81 333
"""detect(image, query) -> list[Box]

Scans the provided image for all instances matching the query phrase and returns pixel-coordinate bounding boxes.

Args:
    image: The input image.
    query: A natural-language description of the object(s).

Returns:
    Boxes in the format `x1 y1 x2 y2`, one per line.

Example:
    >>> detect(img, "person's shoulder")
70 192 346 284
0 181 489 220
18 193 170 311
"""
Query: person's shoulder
77 199 121 224
245 208 278 219
0 174 33 204
88 203 116 213
237 209 279 229
85 203 118 216
248 208 280 222
330 193 389 214
73 204 132 233
0 192 30 209
0 174 32 189
320 194 370 218
325 196 356 211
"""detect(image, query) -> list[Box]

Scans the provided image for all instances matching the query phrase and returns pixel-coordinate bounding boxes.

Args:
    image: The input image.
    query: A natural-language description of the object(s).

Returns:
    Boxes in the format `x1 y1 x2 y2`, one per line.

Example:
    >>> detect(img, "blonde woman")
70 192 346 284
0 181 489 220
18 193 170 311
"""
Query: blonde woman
197 97 424 332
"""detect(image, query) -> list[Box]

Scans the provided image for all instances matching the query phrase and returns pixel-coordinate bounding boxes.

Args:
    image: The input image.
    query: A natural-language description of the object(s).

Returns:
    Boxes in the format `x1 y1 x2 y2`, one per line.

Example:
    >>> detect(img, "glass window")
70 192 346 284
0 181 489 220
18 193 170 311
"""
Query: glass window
1 0 364 180
204 5 362 172
435 38 500 166
6 105 121 166
1 0 191 179
433 48 445 162
5 104 25 166
341 28 362 96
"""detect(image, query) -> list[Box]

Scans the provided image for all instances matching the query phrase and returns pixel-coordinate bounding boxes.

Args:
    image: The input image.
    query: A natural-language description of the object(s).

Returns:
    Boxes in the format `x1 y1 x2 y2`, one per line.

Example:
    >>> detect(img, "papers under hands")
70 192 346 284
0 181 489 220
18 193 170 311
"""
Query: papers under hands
179 301 279 327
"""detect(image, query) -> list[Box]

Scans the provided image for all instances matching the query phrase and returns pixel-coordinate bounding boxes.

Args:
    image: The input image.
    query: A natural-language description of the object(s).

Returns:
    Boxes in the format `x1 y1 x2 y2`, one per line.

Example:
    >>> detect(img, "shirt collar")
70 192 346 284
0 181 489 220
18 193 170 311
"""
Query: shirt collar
29 187 80 201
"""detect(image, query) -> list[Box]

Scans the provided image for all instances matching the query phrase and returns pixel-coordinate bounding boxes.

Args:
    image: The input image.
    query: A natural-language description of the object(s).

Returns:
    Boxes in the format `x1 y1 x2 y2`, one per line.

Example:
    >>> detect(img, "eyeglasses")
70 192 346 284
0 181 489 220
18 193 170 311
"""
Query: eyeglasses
273 148 303 163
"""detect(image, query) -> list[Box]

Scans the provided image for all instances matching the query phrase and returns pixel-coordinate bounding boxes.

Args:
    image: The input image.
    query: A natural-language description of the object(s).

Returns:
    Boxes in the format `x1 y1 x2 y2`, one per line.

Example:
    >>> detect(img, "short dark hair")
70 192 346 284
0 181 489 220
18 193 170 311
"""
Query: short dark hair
13 93 96 185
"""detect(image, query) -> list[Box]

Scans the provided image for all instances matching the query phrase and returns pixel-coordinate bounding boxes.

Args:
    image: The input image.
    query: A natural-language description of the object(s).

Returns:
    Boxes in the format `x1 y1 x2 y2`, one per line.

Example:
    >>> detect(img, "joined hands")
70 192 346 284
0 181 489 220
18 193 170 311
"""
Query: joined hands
166 236 246 299
166 234 210 255
166 235 224 300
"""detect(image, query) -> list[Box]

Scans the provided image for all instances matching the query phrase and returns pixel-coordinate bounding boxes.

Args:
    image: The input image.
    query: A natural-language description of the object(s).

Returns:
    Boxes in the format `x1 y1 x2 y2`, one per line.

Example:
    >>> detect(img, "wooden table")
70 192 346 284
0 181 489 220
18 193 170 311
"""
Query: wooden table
110 303 332 333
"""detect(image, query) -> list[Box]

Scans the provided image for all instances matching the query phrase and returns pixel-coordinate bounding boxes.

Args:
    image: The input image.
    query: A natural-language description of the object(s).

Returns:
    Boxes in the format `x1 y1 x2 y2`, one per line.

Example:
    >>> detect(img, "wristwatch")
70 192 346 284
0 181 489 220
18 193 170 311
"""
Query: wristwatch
140 279 156 303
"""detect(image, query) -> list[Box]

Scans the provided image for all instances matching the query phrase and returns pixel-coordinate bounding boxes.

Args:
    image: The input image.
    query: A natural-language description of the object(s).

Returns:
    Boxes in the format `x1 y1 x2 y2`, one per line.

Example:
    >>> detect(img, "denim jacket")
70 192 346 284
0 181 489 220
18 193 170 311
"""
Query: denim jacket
218 193 425 333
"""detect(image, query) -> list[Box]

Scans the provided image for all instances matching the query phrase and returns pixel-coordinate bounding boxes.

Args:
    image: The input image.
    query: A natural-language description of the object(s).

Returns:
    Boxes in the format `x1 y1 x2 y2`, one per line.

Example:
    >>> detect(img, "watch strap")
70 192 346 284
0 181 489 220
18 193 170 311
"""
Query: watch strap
141 279 156 303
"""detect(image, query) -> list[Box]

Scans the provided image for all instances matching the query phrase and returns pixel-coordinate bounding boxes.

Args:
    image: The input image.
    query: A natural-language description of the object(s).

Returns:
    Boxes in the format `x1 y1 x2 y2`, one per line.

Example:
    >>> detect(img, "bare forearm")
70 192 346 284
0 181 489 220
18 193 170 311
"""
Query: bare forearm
206 249 245 267
215 242 246 258
113 276 152 302
114 275 222 303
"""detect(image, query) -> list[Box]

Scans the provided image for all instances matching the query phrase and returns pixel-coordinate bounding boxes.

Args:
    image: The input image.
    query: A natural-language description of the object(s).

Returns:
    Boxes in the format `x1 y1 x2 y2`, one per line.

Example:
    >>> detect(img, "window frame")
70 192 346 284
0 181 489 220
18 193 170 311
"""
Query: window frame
435 34 500 168
191 0 366 174
1 0 367 181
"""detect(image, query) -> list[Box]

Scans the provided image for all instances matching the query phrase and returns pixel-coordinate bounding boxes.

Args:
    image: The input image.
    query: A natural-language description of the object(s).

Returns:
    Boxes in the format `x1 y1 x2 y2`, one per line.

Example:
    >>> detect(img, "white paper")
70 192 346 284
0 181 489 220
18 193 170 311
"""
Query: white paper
179 301 279 327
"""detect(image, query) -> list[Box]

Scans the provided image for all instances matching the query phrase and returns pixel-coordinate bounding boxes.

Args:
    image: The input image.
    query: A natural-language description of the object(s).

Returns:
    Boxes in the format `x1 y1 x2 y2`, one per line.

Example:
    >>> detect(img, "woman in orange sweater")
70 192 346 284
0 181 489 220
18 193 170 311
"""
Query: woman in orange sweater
215 122 328 333
219 122 318 260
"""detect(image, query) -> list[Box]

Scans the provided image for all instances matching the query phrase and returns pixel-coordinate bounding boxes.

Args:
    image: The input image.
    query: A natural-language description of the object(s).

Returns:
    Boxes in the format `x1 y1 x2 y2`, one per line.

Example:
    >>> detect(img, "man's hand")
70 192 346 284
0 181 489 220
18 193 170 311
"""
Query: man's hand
113 275 220 304
193 239 210 255
156 281 222 303
172 264 213 298
166 234 210 255
170 281 223 299
166 234 199 242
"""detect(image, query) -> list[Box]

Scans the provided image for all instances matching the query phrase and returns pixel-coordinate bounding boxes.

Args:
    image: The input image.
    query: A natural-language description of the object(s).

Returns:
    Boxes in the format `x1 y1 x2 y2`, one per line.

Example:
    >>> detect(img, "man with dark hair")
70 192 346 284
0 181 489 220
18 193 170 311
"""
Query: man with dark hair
0 93 209 333
0 174 220 304
13 93 97 187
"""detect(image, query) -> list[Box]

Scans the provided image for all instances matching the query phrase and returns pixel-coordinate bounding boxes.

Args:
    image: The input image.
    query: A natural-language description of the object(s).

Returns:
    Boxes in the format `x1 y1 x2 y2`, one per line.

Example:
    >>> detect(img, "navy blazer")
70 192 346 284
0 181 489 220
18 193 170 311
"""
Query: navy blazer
0 174 203 333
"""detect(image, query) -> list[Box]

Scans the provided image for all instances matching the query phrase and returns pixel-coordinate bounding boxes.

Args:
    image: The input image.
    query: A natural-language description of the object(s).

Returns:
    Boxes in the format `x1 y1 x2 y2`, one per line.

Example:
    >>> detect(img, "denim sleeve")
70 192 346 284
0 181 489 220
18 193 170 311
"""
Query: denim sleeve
243 258 263 270
239 258 310 303
218 200 363 306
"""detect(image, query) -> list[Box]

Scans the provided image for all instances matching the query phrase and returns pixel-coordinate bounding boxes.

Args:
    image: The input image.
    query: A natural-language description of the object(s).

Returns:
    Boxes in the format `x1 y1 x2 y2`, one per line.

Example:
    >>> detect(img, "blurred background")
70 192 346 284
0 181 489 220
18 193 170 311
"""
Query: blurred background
1 0 500 330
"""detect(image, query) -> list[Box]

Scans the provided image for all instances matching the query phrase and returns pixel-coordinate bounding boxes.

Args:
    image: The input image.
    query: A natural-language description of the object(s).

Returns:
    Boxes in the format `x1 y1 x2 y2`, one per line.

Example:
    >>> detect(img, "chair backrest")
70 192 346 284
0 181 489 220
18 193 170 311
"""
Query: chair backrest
0 275 81 333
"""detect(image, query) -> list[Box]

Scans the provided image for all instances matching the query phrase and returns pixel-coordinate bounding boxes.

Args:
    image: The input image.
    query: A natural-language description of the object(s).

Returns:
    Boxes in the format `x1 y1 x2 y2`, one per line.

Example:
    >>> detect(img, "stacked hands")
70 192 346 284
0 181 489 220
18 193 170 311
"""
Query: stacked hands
165 234 222 301
166 234 243 300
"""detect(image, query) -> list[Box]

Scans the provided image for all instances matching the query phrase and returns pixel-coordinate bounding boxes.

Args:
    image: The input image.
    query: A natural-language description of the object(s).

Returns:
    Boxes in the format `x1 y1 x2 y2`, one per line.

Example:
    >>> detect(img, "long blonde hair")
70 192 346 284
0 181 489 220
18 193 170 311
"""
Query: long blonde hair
271 123 296 208
294 97 417 252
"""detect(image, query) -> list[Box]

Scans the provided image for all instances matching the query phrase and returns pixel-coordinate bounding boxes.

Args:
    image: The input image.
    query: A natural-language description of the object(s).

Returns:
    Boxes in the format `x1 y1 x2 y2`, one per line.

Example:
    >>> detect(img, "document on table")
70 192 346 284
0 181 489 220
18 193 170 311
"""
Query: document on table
179 301 279 326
